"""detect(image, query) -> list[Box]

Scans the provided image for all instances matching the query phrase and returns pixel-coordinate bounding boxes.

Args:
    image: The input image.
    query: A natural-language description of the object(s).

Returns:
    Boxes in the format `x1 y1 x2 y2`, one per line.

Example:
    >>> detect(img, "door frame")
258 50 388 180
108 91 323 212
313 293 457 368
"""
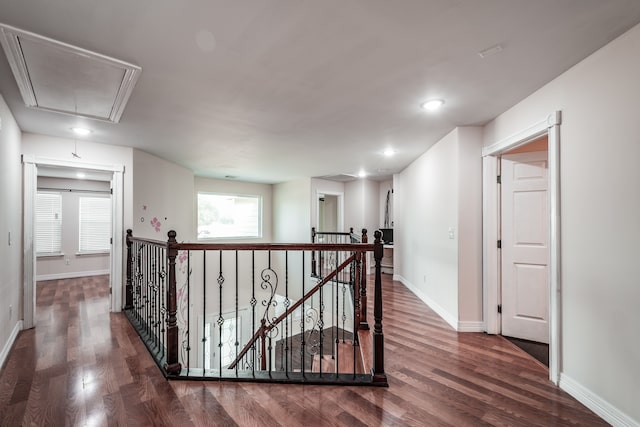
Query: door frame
22 155 125 328
482 111 561 384
315 190 344 232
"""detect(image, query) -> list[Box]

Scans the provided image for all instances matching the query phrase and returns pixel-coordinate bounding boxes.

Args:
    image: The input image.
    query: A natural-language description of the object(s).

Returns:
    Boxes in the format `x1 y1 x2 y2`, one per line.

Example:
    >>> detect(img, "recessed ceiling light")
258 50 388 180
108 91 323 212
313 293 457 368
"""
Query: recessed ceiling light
71 127 92 136
383 148 395 157
358 170 366 178
421 99 444 111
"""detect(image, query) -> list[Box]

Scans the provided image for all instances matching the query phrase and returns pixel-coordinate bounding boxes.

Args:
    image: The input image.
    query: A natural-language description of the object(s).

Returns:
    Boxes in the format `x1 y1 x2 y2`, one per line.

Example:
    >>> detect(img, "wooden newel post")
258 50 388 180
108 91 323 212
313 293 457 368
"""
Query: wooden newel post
359 229 369 330
165 230 182 375
372 230 387 385
125 229 133 310
353 251 362 331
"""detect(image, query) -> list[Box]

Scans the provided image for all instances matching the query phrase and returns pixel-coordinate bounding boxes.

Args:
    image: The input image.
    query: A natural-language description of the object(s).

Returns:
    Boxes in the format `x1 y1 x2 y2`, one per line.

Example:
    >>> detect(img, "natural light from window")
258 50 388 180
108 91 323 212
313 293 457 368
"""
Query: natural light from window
79 196 112 252
197 193 262 239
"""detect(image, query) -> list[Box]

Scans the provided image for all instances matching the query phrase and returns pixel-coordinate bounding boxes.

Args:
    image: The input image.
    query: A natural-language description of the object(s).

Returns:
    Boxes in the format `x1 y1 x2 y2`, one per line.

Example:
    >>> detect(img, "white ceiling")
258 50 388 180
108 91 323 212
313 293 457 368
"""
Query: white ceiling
1 1 640 184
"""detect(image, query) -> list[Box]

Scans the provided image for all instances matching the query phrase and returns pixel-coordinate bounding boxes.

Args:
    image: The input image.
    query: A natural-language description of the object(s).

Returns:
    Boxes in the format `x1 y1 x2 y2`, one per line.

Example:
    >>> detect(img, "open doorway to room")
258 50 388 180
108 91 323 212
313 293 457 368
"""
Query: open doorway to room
318 194 338 232
23 157 124 329
482 111 561 384
315 191 344 235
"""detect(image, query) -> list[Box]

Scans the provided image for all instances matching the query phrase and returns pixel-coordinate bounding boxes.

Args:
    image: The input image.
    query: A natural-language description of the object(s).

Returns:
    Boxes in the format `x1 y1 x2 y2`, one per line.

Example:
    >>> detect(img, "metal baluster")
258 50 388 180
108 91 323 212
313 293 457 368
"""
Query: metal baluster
251 251 256 375
218 250 224 377
202 250 206 376
301 251 305 378
284 251 289 377
187 250 191 375
234 250 239 377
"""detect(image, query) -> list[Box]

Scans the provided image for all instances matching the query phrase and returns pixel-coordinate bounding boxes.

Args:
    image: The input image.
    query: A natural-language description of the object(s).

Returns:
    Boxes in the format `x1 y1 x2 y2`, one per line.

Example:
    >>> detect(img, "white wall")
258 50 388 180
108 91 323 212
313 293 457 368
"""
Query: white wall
195 176 272 243
133 149 195 241
36 177 110 280
344 179 379 235
395 129 460 327
483 23 640 426
344 180 361 234
0 93 23 367
456 127 483 325
394 127 483 330
273 178 311 244
362 179 379 237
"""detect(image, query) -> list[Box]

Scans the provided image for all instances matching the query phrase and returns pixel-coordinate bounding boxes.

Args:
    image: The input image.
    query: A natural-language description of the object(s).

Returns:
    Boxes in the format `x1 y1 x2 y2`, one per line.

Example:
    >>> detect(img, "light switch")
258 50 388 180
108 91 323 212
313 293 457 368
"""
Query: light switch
448 227 455 239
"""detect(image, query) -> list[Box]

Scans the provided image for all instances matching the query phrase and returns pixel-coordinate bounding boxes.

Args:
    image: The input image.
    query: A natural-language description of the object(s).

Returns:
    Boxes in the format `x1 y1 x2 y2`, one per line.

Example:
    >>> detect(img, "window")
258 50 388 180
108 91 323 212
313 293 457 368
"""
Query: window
79 196 112 252
35 191 62 255
197 193 262 239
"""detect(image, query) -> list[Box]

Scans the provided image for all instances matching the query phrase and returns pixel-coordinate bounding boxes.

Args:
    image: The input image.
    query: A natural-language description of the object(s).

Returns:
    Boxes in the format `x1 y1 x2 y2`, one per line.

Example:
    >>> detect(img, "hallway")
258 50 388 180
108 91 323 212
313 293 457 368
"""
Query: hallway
0 275 606 426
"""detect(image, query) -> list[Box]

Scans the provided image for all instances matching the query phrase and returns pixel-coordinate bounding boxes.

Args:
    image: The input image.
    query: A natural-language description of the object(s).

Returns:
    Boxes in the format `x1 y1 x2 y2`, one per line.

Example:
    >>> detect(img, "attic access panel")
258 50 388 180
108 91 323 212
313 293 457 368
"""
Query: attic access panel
0 24 141 123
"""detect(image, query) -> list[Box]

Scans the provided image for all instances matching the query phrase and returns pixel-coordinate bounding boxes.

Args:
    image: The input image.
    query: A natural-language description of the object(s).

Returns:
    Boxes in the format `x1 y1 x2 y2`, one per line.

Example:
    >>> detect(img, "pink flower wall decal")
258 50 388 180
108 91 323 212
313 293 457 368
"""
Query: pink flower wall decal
150 216 162 232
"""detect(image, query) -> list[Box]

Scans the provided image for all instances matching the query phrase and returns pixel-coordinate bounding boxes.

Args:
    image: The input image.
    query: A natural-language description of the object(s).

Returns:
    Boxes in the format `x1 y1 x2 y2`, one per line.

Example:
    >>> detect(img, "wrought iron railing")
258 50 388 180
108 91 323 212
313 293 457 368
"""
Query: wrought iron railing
124 229 387 386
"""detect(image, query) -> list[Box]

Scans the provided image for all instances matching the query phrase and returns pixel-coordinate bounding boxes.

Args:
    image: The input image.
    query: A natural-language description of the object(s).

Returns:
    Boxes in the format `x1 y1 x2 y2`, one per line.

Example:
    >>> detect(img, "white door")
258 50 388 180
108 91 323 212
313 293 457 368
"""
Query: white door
501 151 549 343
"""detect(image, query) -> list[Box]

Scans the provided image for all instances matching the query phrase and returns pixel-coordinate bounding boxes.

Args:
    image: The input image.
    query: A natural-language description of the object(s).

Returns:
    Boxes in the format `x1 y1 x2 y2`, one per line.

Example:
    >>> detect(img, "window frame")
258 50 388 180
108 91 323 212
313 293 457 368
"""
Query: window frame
197 192 263 240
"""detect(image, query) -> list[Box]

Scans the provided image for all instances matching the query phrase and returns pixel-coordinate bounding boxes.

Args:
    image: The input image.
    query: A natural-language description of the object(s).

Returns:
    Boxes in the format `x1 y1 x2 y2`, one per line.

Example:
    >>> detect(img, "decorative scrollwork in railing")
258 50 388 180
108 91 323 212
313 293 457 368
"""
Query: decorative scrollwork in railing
260 268 280 338
304 307 320 356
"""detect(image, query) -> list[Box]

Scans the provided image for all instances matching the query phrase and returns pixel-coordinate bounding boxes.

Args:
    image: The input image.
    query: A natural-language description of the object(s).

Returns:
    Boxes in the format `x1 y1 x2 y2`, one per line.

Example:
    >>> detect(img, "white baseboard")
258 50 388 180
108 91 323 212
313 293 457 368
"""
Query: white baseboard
0 320 22 370
560 373 639 427
457 321 484 332
36 269 109 282
395 274 458 330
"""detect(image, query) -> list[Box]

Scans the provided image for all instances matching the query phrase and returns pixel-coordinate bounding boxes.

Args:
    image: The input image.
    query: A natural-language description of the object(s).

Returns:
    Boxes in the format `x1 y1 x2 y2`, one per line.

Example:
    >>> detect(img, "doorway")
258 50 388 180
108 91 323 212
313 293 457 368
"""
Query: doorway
482 111 561 383
23 156 124 329
318 194 338 232
315 191 344 234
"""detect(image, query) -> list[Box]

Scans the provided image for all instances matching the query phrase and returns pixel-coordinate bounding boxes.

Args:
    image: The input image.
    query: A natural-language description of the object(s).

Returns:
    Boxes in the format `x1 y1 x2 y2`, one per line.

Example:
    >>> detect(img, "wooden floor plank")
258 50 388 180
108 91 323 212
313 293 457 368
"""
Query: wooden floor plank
0 274 609 426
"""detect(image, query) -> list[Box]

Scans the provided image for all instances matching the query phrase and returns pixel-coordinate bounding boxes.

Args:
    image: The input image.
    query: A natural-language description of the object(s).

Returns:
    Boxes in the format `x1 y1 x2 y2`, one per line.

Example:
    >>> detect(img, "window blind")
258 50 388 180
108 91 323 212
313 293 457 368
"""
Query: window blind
35 192 62 254
79 196 112 252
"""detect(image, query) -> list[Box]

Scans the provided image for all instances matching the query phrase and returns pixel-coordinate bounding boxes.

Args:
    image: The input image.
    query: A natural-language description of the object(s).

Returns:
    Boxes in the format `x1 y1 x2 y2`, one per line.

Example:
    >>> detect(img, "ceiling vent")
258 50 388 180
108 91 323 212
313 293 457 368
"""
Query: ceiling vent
0 24 141 123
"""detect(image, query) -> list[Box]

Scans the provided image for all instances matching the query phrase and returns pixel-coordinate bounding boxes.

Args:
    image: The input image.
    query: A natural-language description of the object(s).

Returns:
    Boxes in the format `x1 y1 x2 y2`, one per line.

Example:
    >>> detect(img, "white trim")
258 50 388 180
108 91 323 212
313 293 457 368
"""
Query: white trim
36 269 110 282
0 321 23 370
482 110 562 385
482 156 501 334
560 374 638 427
26 155 124 173
482 112 561 156
457 321 484 332
23 162 37 329
110 170 124 312
396 275 458 330
547 122 562 383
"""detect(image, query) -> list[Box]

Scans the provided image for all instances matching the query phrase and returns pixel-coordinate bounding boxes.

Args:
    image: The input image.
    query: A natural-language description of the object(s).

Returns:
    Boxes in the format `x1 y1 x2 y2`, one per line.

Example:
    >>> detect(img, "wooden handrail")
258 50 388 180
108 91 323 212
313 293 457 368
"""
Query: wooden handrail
170 242 373 251
228 253 357 369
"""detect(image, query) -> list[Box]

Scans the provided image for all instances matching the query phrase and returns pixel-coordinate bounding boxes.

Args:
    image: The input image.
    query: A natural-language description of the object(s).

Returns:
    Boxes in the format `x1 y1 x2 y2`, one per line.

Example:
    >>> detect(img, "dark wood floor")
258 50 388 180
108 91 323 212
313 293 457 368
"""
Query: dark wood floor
0 274 608 426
